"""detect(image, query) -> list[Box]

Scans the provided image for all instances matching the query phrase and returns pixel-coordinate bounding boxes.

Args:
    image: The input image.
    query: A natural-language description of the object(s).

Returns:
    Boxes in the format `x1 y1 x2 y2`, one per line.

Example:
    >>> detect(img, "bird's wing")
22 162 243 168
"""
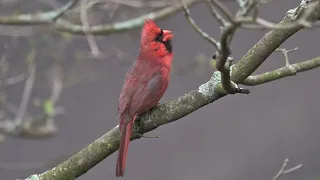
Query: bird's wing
129 70 168 115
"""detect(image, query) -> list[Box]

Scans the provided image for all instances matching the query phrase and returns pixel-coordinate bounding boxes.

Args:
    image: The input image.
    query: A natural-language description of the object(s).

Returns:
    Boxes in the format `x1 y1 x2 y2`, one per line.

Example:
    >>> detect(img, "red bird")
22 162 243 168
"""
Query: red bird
116 18 174 177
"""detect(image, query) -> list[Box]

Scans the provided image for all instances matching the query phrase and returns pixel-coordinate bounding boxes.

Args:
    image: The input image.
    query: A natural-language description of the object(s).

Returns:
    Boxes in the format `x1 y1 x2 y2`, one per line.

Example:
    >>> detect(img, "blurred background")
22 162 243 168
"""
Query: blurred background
0 0 319 179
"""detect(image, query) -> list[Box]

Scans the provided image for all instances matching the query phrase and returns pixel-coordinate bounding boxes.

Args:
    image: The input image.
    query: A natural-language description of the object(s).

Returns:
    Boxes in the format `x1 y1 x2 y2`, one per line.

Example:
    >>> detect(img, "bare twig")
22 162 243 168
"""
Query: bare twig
236 0 259 17
209 0 234 23
272 159 302 180
276 47 299 66
14 65 36 127
204 0 227 26
242 55 320 86
181 0 218 47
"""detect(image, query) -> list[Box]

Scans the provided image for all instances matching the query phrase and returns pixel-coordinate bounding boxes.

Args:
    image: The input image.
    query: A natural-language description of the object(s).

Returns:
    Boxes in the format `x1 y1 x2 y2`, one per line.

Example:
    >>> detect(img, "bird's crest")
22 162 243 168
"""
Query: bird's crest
142 17 161 37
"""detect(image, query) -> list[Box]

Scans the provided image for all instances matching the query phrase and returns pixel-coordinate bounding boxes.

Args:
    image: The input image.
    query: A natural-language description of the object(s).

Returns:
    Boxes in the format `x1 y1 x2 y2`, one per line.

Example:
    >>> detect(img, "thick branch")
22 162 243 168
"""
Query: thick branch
242 56 320 86
231 1 320 84
35 90 220 180
28 53 320 179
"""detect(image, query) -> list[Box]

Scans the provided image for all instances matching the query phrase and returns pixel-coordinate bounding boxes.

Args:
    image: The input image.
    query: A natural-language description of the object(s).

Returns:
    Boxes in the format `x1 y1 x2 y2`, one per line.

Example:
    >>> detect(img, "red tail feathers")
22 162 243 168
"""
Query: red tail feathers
116 119 134 177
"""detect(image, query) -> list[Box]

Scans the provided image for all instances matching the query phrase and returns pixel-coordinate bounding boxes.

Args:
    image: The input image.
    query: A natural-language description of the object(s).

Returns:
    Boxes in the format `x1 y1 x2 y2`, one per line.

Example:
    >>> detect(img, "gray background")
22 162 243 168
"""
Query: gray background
1 0 320 180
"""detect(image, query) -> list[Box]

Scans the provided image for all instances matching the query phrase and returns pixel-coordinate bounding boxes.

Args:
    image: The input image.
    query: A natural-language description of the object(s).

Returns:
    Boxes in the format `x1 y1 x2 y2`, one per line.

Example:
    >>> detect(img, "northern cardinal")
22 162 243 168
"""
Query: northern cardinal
116 18 174 177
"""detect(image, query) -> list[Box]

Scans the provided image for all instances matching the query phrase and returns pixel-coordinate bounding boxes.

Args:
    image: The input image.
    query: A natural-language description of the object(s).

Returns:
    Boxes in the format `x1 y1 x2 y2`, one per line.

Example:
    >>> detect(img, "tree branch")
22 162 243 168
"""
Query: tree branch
272 158 302 180
26 53 320 180
242 56 320 86
231 0 320 83
182 0 250 95
24 1 320 180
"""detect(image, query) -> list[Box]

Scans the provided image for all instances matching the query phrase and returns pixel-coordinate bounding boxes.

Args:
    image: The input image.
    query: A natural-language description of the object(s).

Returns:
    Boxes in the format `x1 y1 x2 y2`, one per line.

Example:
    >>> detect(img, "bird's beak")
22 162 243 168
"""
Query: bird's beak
162 30 173 42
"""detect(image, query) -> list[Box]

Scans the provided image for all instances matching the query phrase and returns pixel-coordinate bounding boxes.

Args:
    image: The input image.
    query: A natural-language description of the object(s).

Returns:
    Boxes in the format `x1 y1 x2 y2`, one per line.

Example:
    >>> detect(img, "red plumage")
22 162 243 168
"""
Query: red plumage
116 18 174 177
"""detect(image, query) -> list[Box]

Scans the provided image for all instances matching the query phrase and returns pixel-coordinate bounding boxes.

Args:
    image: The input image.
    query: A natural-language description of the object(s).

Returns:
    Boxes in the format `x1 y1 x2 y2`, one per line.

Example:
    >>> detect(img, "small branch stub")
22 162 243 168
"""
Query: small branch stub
235 87 250 94
212 54 250 95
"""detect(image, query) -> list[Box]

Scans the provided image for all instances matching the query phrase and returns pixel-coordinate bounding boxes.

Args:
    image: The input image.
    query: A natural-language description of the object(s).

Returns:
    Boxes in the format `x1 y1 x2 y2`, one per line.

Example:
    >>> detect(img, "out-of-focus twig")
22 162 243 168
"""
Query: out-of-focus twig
204 0 227 26
14 65 36 127
209 0 234 23
52 0 80 21
0 65 36 136
0 0 80 25
0 0 201 35
272 159 302 180
105 0 169 8
80 0 101 58
5 72 26 85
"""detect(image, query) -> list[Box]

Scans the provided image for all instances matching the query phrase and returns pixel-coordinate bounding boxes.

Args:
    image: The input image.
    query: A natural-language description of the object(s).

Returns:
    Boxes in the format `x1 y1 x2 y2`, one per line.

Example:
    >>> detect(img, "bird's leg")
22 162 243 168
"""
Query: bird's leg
133 106 161 139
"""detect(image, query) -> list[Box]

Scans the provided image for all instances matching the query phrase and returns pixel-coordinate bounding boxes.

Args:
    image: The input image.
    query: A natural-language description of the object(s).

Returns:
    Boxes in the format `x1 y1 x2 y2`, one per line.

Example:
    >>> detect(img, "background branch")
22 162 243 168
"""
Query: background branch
0 0 79 25
80 0 101 58
0 0 201 35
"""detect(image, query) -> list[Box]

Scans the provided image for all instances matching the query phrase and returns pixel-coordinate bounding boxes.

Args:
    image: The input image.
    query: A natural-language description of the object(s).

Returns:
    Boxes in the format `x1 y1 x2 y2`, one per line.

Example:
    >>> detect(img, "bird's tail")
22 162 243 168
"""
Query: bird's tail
116 117 135 177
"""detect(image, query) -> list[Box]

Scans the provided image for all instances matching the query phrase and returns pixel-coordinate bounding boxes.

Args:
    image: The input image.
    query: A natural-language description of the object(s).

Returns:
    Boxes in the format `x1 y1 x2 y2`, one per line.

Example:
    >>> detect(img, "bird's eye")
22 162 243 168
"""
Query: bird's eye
155 35 161 41
154 29 163 42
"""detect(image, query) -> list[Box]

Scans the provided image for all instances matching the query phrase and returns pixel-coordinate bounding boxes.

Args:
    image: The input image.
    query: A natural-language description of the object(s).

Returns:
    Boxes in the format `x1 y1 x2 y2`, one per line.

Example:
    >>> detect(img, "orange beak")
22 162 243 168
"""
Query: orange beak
162 30 174 42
